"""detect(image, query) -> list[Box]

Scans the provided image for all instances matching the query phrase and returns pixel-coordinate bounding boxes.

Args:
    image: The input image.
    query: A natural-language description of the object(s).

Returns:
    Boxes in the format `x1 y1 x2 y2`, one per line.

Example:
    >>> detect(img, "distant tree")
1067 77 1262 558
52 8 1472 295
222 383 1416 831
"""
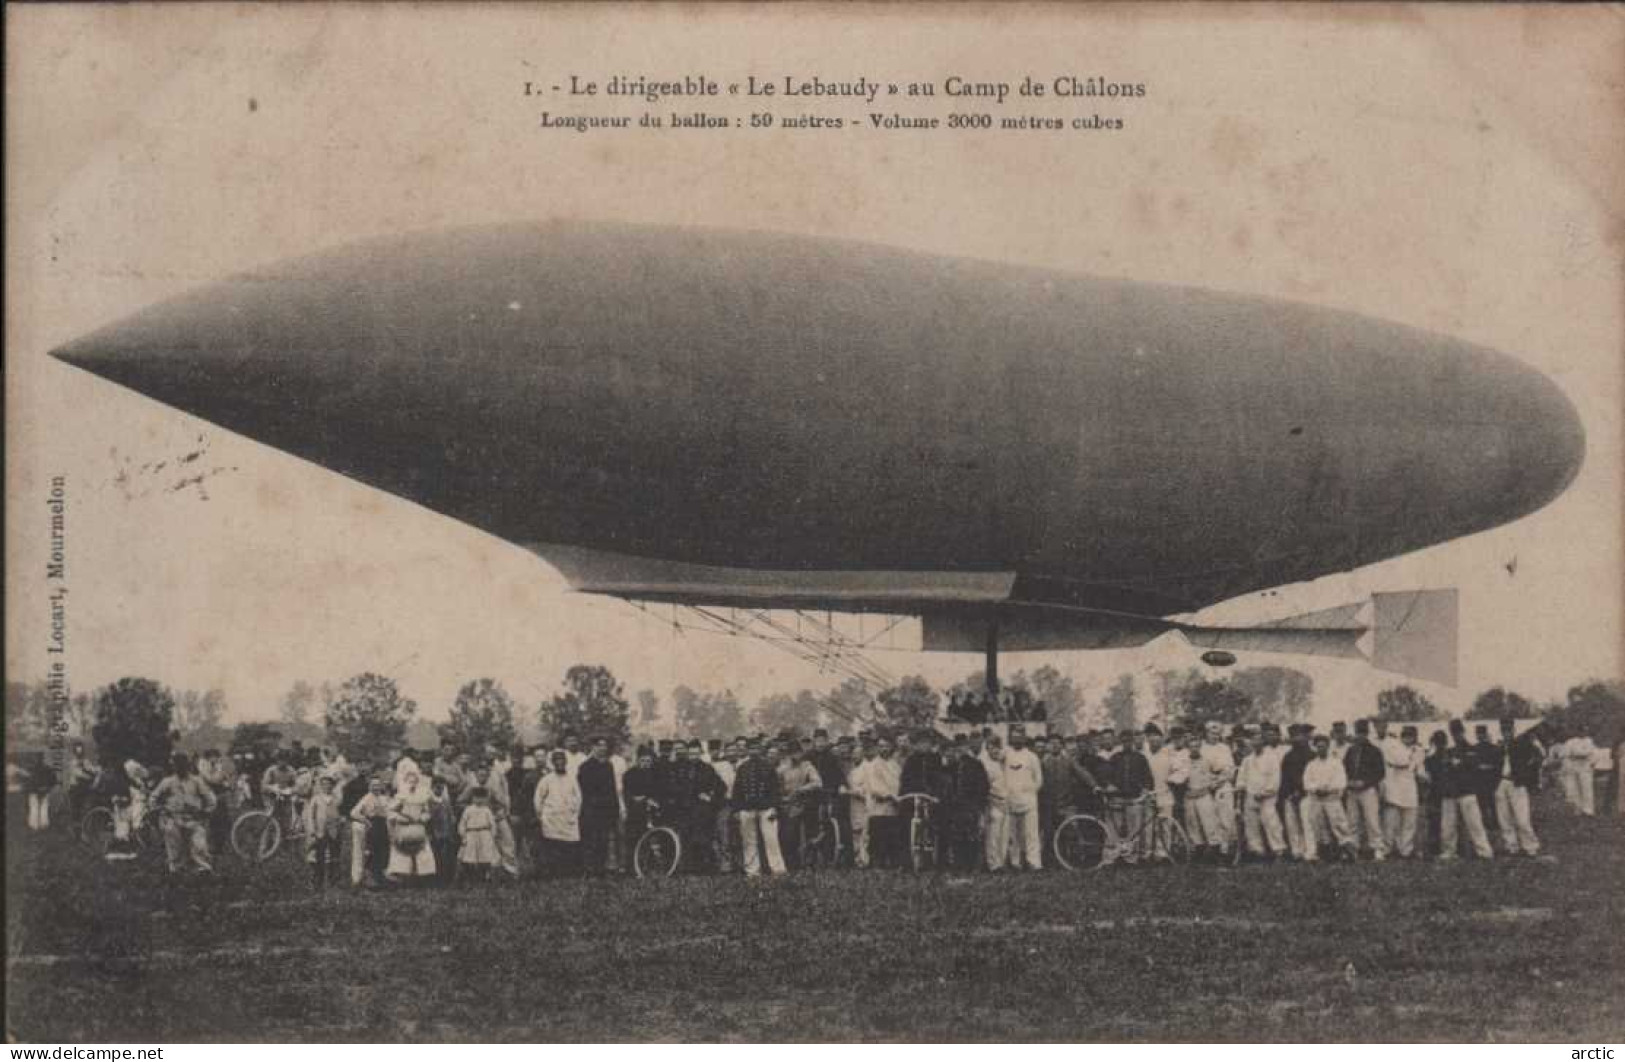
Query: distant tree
635 689 662 730
440 678 518 754
1153 668 1203 725
1025 665 1086 735
1375 684 1444 723
324 672 417 765
876 675 940 732
279 680 317 727
1549 679 1625 750
1178 679 1255 729
537 665 630 746
752 689 825 739
5 680 50 746
819 677 872 735
1227 667 1313 725
229 721 284 760
1466 686 1537 721
175 687 228 736
91 677 176 766
1102 674 1139 733
672 685 747 740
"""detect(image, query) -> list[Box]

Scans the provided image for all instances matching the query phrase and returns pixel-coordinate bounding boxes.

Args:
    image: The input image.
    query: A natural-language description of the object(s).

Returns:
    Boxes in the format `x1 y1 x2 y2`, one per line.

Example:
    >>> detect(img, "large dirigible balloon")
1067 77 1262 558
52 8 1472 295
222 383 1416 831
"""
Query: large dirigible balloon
53 222 1585 685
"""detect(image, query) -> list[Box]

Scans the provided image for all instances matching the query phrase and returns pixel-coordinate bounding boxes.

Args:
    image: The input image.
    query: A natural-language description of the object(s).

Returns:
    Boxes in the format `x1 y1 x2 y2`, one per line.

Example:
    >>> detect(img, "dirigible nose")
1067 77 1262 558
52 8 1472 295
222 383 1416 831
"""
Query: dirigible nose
1505 361 1586 516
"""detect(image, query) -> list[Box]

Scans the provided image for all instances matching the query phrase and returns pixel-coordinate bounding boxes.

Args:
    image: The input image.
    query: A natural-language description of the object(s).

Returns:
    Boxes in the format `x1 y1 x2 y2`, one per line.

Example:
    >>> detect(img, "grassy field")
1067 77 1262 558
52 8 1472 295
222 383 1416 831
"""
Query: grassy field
6 795 1622 1042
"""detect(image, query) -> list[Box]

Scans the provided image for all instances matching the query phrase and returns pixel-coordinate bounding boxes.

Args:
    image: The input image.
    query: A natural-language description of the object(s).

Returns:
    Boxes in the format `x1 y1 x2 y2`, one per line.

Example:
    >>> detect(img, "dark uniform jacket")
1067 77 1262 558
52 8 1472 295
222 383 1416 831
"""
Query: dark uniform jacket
1501 735 1545 791
578 758 620 814
731 757 781 812
900 752 949 801
944 755 990 812
1279 745 1314 801
1109 750 1155 799
1343 742 1387 790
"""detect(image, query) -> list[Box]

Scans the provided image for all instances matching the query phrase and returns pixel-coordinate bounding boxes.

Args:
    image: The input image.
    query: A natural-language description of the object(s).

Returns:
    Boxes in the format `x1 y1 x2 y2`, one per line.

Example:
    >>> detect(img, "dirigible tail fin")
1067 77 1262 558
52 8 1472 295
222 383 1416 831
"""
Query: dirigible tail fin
1177 589 1458 686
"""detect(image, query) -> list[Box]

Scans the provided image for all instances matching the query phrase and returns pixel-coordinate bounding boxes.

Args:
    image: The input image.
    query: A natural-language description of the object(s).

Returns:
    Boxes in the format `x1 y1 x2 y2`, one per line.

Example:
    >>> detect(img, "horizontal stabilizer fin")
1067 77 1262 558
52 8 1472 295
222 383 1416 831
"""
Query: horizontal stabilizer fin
1371 589 1458 687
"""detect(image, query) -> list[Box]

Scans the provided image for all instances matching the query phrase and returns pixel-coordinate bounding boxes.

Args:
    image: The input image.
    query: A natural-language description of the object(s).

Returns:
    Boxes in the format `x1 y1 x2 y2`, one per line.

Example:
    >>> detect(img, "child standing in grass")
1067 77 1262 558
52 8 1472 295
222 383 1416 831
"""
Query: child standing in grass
458 787 499 882
304 774 344 889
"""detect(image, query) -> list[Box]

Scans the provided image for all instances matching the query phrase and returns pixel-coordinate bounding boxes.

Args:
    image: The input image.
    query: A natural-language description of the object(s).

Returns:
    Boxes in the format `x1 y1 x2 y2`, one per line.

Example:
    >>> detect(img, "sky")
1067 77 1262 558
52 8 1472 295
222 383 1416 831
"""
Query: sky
7 5 1622 731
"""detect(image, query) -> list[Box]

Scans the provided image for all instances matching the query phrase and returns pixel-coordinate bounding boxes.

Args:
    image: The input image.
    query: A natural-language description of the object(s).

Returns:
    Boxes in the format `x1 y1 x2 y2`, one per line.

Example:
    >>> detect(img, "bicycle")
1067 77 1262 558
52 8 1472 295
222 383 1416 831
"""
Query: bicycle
631 799 683 879
1052 794 1190 871
231 790 305 862
791 790 848 871
897 792 939 872
79 794 161 856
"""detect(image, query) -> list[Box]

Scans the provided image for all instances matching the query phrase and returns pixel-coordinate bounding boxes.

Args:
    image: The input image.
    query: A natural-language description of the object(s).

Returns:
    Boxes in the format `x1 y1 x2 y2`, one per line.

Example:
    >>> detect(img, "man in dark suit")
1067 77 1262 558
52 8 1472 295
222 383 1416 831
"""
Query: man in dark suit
941 736 990 871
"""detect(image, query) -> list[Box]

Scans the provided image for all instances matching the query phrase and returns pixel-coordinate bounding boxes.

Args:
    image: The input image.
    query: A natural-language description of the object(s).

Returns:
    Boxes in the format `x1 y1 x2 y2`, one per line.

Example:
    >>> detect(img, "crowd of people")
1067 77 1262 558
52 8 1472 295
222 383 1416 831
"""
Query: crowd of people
8 710 1615 884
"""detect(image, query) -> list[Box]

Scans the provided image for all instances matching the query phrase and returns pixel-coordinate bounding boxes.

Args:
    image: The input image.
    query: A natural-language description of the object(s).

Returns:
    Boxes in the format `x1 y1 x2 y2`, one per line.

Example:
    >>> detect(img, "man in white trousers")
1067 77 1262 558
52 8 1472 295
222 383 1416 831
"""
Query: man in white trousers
1495 717 1544 856
1240 726 1286 859
1301 734 1357 862
1343 719 1388 860
1198 723 1237 859
731 739 786 877
979 734 1009 871
1435 722 1495 860
1001 726 1044 870
1380 724 1425 858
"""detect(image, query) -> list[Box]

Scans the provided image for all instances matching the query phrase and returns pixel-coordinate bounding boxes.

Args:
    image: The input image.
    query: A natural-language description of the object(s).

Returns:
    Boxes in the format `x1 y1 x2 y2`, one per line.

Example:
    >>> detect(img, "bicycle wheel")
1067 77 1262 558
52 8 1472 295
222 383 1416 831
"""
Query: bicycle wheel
1053 814 1113 871
633 827 682 879
898 794 938 873
1157 816 1192 866
134 816 162 852
231 810 282 862
79 807 116 854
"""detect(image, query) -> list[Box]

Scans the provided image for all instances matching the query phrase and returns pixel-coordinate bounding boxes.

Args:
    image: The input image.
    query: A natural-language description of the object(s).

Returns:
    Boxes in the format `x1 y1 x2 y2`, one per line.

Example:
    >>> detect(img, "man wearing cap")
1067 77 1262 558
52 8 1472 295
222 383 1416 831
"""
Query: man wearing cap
1467 724 1503 837
1041 736 1094 865
1436 720 1494 859
1302 733 1357 861
1342 720 1387 860
1278 724 1315 860
577 738 620 876
1144 724 1179 856
732 738 786 876
708 740 738 872
848 736 876 868
1198 722 1237 859
1239 726 1286 861
1181 730 1222 862
941 735 990 871
858 735 903 868
979 733 1008 871
1002 726 1044 871
1380 724 1425 858
1107 729 1154 861
1494 717 1544 857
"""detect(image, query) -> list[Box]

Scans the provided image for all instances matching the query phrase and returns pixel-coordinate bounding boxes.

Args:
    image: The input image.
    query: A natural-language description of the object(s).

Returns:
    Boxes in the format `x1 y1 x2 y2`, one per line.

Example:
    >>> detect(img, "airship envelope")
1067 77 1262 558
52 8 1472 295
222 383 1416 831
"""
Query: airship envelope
52 222 1586 685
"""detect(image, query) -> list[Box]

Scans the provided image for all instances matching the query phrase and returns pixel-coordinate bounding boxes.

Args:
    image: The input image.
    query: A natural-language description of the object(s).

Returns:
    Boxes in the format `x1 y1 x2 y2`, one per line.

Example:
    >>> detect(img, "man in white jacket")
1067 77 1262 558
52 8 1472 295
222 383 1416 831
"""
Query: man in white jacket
1198 723 1237 858
1002 727 1044 871
1562 727 1597 816
1379 723 1425 858
1302 734 1357 861
1239 726 1286 859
